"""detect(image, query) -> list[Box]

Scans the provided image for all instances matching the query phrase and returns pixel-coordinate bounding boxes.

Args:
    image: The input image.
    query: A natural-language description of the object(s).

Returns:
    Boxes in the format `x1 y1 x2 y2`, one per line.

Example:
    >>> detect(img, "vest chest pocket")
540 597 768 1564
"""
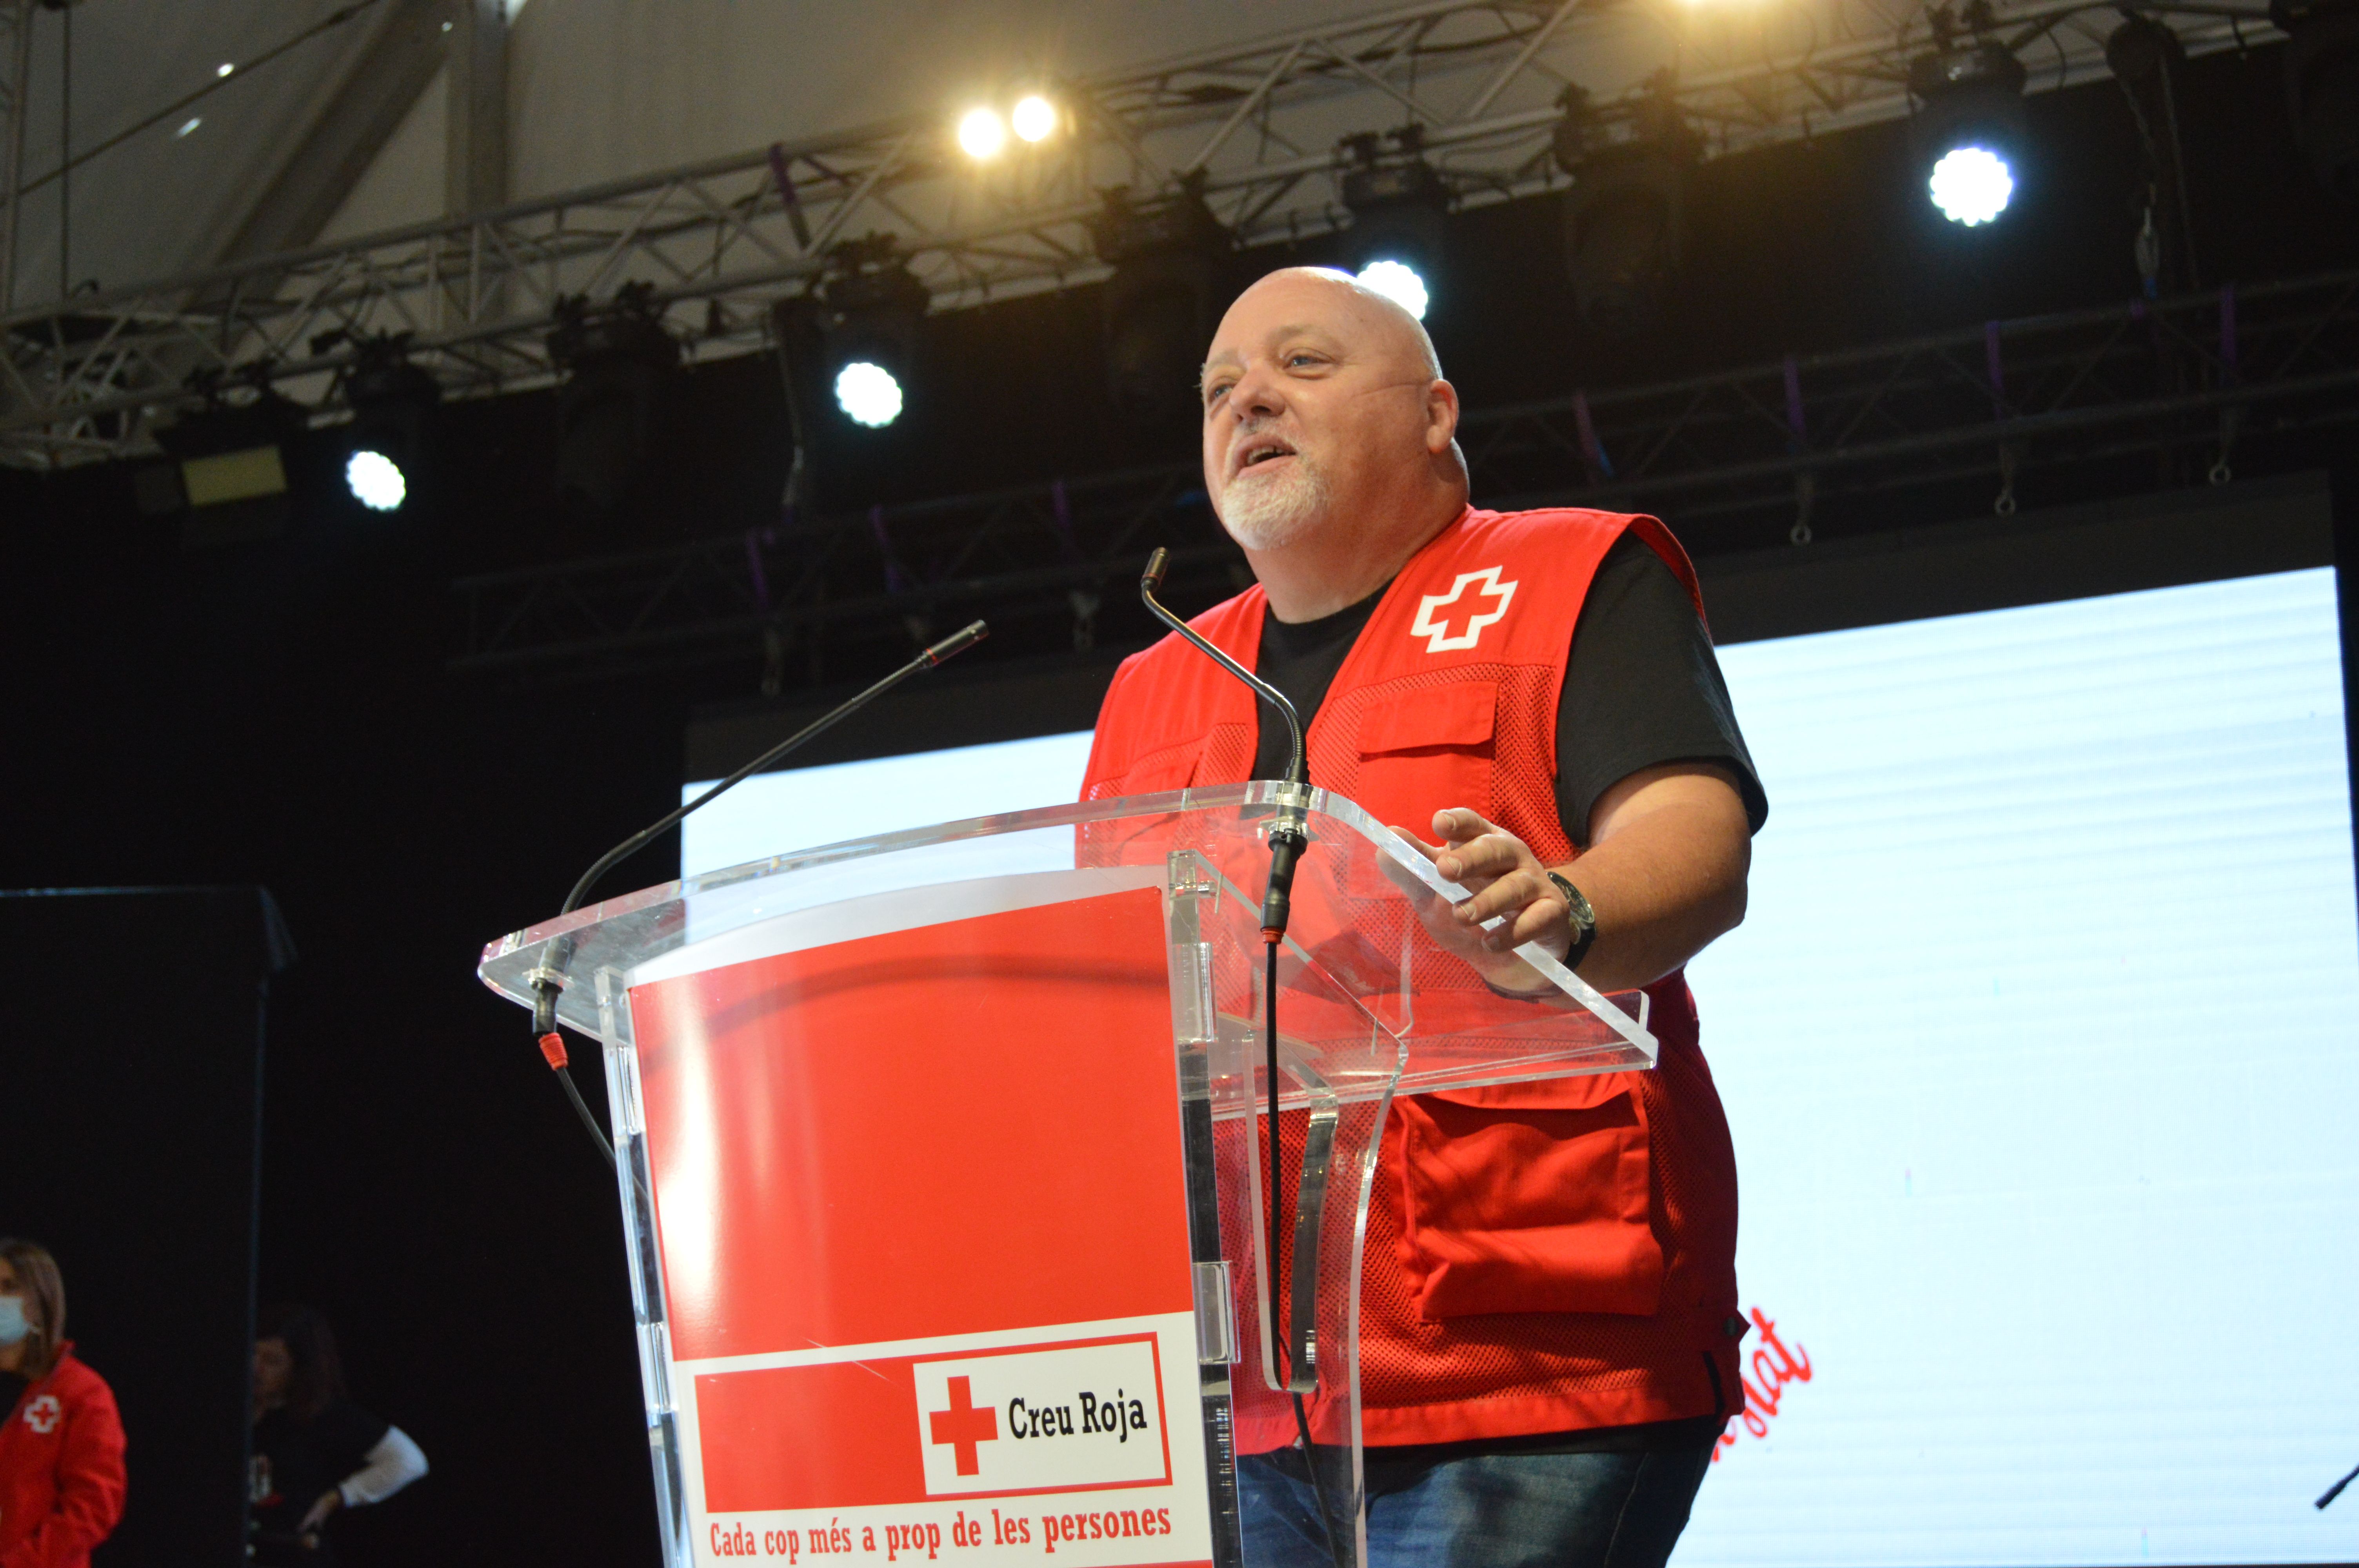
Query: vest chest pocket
1392 1073 1665 1321
1344 680 1498 844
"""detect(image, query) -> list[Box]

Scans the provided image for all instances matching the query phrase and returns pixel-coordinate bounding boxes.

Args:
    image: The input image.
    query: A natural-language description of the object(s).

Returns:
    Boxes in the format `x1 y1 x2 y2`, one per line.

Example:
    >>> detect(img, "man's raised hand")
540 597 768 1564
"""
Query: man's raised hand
1378 808 1576 995
1409 808 1575 958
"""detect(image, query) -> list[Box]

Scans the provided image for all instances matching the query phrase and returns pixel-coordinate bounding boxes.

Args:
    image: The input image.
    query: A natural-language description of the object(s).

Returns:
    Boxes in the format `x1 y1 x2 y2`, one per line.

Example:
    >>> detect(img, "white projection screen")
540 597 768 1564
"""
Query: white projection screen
681 563 2359 1566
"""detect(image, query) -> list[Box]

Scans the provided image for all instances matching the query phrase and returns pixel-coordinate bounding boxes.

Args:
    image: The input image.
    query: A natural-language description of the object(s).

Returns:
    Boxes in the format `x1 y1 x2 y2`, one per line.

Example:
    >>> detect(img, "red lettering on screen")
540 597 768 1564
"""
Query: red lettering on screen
1713 1306 1812 1462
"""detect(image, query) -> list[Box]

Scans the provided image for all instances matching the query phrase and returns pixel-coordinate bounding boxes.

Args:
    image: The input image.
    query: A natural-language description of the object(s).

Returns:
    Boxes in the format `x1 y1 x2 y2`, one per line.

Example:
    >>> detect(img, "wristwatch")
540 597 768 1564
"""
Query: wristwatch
1545 871 1598 970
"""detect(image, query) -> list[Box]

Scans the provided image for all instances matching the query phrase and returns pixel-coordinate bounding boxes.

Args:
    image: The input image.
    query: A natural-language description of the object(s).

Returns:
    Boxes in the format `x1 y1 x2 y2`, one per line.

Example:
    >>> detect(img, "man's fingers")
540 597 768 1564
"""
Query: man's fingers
1436 832 1525 884
1389 828 1444 861
1452 867 1547 926
1484 899 1567 954
1430 806 1503 846
1450 874 1571 955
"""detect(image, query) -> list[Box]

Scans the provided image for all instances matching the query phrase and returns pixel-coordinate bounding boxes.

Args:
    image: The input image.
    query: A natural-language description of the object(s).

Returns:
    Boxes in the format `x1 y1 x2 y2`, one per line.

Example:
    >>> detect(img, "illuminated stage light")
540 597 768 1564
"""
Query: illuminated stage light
1907 42 2028 230
834 360 904 428
1012 94 1058 143
958 107 1007 160
1340 130 1448 322
324 330 442 512
809 243 930 438
1354 259 1429 320
1928 145 2015 225
345 449 407 511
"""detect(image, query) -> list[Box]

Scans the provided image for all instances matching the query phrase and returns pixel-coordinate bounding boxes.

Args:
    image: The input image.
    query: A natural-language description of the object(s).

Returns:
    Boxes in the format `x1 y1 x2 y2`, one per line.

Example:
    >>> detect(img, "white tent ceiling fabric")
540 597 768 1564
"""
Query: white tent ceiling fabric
8 0 382 301
3 0 1782 309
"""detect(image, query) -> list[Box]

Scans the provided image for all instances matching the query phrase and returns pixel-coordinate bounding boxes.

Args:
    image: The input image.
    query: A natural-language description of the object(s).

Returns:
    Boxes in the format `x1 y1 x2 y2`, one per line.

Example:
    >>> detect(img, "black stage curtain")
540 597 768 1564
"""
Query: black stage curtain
0 886 292 1568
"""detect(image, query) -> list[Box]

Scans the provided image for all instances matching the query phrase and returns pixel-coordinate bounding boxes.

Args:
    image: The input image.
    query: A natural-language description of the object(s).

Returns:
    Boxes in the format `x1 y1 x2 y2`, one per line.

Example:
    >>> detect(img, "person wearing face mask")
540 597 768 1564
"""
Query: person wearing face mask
247 1305 427 1567
1084 268 1765 1566
0 1238 128 1568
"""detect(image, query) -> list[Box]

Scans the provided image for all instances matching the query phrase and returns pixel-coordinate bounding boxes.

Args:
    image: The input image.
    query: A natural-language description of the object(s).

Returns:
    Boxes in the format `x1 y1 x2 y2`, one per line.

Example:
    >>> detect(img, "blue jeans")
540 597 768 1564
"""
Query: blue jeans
1238 1436 1718 1568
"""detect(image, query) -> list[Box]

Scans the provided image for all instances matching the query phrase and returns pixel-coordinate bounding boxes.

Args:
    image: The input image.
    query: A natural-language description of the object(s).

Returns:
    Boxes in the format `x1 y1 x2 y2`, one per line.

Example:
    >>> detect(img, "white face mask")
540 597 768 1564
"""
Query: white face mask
0 1295 29 1348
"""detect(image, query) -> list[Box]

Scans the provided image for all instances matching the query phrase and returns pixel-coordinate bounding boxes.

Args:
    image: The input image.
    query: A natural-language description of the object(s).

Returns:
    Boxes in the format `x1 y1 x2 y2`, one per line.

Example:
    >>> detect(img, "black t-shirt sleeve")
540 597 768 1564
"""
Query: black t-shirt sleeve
1555 535 1768 846
308 1400 392 1486
253 1401 391 1524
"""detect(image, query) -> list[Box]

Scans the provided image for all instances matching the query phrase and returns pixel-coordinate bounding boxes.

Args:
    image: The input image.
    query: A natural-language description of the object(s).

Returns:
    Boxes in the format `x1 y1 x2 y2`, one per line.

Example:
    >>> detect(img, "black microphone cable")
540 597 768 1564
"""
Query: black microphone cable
1141 552 1347 1568
527 621 989 1169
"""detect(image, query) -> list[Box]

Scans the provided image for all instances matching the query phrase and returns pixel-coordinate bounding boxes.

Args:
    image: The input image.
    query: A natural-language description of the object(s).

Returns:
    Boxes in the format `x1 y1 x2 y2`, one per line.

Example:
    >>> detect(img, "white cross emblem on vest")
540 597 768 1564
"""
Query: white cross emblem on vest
1410 567 1518 653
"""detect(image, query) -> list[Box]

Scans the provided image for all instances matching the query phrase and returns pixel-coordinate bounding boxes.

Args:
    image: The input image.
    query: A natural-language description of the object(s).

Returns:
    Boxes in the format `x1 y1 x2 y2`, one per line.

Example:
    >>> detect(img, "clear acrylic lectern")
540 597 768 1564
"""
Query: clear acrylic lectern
478 784 1655 1568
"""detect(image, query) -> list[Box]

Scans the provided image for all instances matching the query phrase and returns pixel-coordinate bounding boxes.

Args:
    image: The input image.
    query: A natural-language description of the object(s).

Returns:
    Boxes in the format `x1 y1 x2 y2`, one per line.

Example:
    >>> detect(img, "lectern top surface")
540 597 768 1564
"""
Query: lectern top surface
478 784 1654 1102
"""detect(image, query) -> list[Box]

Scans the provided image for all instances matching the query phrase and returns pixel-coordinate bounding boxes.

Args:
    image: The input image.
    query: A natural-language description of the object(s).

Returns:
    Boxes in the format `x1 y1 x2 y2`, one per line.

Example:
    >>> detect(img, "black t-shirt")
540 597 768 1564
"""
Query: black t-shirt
0 1370 25 1417
250 1399 389 1566
1250 534 1768 842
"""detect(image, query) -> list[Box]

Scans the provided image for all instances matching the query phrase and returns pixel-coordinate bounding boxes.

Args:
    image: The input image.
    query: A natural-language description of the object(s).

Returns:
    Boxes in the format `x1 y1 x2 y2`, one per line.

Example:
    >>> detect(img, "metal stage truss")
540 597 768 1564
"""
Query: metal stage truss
0 0 2282 468
449 268 2359 685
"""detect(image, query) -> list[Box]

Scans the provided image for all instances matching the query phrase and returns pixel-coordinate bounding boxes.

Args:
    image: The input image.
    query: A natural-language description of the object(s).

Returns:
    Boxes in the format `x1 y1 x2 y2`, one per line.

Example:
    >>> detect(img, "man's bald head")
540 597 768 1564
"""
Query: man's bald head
1202 267 1442 385
1197 267 1468 616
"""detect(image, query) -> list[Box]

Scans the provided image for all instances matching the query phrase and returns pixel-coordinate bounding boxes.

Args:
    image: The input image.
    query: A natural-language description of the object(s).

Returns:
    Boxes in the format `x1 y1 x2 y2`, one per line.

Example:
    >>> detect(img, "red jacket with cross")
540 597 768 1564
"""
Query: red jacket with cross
0 1345 127 1568
1082 505 1747 1447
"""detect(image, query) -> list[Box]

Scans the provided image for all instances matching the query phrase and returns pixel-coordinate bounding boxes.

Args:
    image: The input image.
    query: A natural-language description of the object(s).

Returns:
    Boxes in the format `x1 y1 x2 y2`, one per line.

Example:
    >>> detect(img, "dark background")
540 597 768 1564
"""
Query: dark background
2 37 2357 1568
0 888 287 1568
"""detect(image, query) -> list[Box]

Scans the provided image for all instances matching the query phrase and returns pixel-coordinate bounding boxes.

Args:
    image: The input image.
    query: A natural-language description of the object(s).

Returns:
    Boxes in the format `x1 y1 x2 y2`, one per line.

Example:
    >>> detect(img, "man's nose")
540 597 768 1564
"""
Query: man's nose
1226 361 1287 421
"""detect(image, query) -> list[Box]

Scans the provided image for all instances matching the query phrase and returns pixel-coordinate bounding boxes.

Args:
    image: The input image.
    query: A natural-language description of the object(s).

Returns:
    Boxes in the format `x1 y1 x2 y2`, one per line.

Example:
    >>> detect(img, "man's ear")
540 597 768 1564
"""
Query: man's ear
1425 378 1461 454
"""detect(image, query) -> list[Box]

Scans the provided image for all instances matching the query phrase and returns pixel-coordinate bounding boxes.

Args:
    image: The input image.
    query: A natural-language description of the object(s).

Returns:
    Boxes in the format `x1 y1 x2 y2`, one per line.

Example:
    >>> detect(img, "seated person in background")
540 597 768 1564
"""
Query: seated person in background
0 1238 127 1568
249 1305 427 1566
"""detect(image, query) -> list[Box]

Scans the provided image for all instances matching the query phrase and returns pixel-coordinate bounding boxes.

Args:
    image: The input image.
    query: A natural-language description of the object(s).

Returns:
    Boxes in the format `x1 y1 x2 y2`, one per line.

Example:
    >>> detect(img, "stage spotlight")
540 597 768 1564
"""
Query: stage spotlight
1927 145 2014 224
834 360 903 428
333 332 442 512
816 239 931 431
1339 128 1450 319
1012 93 1059 143
345 449 405 511
1554 81 1700 339
1907 40 2028 226
768 246 930 505
2272 0 2359 196
1354 259 1428 319
958 106 1008 160
1089 180 1233 429
545 283 681 512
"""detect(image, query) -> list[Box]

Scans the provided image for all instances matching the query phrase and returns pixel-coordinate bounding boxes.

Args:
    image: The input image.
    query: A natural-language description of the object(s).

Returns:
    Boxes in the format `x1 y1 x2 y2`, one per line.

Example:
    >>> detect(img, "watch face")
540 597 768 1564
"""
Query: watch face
1549 872 1594 928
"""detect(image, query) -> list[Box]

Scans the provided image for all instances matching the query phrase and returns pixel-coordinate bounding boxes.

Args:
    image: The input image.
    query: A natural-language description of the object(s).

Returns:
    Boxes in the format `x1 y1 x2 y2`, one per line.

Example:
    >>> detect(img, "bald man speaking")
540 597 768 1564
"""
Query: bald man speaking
1081 269 1767 1566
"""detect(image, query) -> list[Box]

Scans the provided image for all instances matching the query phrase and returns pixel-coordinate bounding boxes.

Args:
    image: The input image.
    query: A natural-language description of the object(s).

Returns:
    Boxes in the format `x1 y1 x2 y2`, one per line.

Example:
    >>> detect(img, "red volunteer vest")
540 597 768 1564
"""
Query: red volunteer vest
1083 506 1744 1447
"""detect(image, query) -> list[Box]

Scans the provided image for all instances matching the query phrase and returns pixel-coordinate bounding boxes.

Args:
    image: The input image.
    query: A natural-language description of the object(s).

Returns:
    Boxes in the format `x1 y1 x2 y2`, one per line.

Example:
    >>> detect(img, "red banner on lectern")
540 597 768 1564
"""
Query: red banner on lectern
628 884 1214 1567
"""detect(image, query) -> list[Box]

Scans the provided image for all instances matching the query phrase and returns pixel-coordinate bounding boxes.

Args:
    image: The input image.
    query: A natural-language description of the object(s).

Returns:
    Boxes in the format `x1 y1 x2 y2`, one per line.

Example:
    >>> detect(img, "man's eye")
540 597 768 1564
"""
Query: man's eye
1287 354 1323 368
1205 384 1231 405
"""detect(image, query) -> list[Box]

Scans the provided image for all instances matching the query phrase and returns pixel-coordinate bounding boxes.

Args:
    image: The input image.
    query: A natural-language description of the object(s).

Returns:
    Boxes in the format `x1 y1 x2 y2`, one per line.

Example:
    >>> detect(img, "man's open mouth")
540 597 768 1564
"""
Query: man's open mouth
1235 439 1296 475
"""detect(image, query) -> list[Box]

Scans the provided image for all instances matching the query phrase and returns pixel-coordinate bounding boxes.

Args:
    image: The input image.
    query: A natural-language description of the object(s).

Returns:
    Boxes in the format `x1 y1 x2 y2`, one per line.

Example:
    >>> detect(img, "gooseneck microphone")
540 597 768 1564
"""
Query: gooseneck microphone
1138 547 1310 939
1140 551 1347 1568
529 620 989 1167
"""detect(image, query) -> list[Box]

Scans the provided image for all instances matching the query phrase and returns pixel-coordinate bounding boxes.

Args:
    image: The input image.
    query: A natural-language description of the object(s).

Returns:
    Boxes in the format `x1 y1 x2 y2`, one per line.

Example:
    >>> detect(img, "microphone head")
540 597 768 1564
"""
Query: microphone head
1141 547 1170 595
923 620 989 666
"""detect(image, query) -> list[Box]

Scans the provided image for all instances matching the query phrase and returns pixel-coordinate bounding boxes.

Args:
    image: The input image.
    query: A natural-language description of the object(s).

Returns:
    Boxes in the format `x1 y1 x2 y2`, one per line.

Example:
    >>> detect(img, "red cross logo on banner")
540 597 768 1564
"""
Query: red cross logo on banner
1410 566 1518 653
926 1375 999 1475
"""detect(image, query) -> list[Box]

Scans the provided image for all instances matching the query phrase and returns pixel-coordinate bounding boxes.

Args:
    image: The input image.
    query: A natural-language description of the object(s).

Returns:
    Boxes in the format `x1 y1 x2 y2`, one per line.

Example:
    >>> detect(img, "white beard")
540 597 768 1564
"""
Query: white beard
1216 456 1329 552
